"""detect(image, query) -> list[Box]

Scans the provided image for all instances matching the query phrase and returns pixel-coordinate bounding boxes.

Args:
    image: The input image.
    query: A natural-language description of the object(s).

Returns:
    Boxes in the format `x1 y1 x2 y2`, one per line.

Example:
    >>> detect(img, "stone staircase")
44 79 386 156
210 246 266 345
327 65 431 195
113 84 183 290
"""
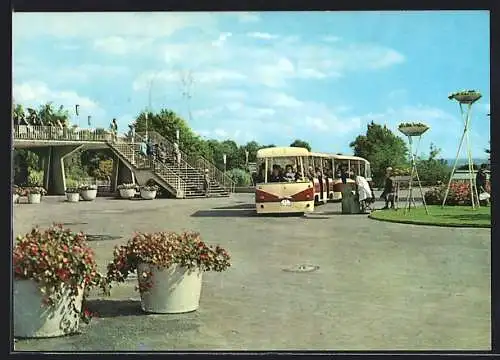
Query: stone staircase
108 137 230 198
107 140 188 198
135 131 235 197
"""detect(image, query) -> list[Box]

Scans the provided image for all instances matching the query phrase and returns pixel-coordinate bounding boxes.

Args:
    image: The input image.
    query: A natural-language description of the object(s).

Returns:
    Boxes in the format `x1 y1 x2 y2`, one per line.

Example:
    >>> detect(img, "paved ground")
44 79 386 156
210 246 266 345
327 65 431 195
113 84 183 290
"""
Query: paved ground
13 192 491 351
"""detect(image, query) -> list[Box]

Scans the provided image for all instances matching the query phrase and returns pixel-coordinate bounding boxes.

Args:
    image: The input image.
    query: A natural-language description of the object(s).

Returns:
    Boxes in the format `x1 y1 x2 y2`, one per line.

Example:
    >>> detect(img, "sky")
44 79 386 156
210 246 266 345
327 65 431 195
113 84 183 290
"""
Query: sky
12 11 490 159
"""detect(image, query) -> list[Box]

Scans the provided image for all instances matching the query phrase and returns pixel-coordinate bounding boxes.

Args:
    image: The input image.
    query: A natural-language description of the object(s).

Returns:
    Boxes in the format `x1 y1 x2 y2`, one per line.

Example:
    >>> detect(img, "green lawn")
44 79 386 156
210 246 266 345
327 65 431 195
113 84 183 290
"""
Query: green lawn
369 205 491 228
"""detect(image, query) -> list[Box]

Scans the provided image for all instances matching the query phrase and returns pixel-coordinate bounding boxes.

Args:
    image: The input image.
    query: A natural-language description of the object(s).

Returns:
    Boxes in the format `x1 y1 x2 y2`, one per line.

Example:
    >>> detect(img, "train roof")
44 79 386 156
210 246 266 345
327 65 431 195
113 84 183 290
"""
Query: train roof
332 154 369 162
256 147 310 158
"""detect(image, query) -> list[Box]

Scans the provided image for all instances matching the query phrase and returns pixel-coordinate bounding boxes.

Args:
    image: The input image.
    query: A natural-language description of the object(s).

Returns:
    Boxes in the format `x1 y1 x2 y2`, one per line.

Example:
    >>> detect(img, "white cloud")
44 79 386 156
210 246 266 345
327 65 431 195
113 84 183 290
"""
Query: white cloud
13 61 128 84
93 36 153 55
13 81 106 120
246 32 279 40
13 12 218 40
133 68 247 91
305 116 329 131
235 12 260 23
211 32 232 47
265 92 304 108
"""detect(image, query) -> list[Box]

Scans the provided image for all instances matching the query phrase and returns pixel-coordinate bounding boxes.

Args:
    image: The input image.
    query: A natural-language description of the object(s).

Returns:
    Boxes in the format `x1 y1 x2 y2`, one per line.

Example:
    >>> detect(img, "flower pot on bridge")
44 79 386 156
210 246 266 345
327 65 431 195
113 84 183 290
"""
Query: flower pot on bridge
65 191 80 203
79 185 98 201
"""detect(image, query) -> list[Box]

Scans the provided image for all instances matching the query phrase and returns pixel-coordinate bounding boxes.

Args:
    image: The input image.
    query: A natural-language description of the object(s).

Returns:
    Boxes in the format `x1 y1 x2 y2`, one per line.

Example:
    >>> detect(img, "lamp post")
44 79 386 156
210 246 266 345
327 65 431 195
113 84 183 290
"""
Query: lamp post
75 104 80 128
245 150 249 168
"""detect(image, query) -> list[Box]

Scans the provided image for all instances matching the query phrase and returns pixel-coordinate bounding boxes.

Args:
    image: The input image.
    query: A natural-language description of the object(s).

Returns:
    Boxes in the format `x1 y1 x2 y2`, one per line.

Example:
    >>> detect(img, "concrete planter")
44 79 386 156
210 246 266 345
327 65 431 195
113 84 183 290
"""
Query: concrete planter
137 263 203 314
14 280 84 338
65 192 80 203
80 189 97 201
140 189 157 200
119 188 136 199
28 193 41 204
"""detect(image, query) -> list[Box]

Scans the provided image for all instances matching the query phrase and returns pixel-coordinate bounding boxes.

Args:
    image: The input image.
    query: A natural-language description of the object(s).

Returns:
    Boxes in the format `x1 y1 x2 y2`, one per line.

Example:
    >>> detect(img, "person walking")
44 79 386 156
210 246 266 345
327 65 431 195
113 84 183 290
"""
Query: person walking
476 163 490 205
380 167 395 209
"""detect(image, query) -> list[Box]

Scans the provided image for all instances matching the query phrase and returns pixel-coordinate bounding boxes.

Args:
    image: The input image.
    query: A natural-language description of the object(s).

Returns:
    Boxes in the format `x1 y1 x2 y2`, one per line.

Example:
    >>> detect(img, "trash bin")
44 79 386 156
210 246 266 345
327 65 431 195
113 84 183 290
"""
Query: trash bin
341 187 361 214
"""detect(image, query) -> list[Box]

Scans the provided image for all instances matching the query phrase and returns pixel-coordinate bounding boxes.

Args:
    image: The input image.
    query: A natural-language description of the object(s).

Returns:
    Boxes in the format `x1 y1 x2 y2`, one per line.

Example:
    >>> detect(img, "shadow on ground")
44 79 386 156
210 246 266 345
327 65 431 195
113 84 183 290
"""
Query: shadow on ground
86 299 144 318
212 203 256 210
86 234 123 242
191 209 305 218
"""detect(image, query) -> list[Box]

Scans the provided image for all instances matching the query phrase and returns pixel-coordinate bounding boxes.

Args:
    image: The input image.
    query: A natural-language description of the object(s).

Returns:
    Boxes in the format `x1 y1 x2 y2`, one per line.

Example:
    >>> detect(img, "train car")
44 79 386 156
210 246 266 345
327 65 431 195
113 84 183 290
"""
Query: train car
255 147 314 214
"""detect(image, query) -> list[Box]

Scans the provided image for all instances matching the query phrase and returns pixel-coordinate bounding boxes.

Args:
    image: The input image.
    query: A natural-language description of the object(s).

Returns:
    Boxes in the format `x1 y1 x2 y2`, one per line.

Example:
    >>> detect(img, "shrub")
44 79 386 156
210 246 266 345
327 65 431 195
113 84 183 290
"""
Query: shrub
226 168 252 187
425 181 472 206
28 170 44 187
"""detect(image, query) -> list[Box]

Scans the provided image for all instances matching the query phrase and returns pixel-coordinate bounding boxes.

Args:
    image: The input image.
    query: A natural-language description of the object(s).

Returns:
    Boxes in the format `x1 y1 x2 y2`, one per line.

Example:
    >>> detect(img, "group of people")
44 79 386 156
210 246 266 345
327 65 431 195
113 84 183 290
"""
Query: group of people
135 137 211 196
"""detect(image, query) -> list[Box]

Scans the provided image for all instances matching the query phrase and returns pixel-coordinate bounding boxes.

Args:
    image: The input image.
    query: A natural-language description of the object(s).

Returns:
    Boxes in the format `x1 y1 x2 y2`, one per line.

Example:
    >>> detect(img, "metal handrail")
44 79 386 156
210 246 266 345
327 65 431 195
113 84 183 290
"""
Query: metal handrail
13 125 113 142
136 131 235 192
112 138 187 197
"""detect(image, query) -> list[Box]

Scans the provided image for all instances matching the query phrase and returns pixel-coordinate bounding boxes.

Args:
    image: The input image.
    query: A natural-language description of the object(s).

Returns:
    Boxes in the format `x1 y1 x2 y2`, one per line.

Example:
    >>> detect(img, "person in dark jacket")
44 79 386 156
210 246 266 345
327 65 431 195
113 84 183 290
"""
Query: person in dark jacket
380 167 395 209
476 164 490 205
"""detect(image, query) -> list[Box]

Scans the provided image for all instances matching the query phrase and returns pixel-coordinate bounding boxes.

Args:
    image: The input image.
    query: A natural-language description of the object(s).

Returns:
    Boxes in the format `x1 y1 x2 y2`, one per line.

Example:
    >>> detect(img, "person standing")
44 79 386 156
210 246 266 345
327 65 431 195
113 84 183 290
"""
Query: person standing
204 169 211 197
110 118 118 142
380 167 395 209
174 142 181 166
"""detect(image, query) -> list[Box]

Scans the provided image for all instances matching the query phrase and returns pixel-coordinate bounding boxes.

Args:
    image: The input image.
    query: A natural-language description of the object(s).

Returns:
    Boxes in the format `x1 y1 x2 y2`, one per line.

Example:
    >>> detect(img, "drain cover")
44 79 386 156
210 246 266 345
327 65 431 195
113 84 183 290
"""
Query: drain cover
282 264 319 273
62 222 89 226
86 234 122 241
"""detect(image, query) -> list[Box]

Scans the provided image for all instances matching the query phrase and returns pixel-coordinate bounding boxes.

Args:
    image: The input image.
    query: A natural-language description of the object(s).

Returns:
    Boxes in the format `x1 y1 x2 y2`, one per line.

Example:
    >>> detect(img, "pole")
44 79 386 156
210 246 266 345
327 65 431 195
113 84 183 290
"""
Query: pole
441 123 467 208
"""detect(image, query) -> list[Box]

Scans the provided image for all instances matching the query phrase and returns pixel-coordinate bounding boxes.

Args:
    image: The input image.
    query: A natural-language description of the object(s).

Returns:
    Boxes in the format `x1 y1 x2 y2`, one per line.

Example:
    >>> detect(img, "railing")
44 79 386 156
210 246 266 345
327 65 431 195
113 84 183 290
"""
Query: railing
110 138 187 197
133 133 193 180
136 131 235 193
13 125 113 142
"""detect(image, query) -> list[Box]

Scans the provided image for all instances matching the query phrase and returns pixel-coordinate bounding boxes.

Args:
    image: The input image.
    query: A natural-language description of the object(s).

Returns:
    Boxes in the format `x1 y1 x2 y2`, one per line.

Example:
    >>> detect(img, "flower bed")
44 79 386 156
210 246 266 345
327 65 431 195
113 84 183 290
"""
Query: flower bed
424 181 477 206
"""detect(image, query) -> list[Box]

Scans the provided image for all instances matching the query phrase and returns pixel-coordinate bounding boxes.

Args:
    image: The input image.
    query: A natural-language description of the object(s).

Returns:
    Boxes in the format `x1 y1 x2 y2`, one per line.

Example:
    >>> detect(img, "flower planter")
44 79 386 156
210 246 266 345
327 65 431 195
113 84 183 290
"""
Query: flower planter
14 280 84 338
80 189 97 201
13 194 19 204
398 126 429 137
28 193 41 204
140 189 157 200
137 263 203 314
454 93 481 104
66 193 80 203
119 188 136 199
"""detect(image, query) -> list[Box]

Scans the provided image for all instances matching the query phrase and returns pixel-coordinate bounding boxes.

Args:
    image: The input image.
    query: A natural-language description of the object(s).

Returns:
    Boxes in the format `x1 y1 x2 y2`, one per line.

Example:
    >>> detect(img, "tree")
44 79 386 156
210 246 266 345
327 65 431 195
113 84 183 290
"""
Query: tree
290 139 311 151
349 121 409 186
133 109 209 158
415 143 451 185
37 102 70 126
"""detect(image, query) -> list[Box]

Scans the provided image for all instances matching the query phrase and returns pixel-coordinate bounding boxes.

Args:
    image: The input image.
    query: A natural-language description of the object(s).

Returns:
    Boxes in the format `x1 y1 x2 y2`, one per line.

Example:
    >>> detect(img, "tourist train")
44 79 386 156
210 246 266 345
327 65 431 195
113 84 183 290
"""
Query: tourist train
254 147 371 215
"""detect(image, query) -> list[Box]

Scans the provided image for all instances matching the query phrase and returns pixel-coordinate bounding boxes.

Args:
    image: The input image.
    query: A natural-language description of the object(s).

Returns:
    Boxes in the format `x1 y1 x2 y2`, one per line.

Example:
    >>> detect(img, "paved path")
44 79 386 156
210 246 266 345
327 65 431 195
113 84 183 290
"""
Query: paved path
13 194 490 351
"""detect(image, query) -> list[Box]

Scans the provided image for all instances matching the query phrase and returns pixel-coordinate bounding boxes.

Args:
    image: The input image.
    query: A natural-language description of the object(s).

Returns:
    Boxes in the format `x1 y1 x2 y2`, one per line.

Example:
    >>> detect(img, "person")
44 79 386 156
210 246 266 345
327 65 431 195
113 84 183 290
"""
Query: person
380 167 395 209
174 142 181 166
110 118 118 142
204 169 211 197
476 164 490 205
139 140 148 157
355 173 374 212
340 165 349 184
284 165 296 182
269 166 283 182
307 166 315 181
